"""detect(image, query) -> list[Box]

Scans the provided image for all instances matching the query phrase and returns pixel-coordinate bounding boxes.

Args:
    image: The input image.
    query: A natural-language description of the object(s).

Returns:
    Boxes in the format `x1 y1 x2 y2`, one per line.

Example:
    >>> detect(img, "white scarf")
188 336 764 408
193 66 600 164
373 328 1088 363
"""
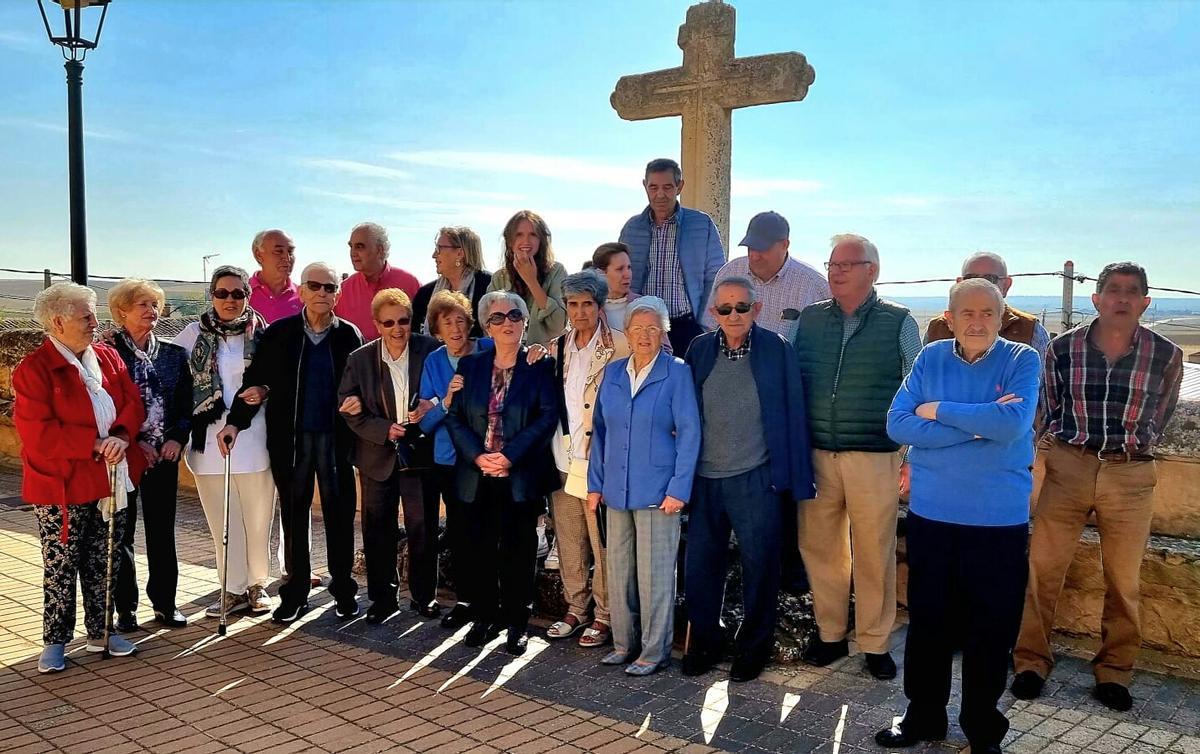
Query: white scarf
50 337 133 518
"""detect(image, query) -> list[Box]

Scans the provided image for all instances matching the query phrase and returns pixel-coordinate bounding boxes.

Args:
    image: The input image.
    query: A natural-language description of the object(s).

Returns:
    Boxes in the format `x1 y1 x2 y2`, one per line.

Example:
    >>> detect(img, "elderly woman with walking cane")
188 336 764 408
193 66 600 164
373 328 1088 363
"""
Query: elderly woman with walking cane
13 282 147 673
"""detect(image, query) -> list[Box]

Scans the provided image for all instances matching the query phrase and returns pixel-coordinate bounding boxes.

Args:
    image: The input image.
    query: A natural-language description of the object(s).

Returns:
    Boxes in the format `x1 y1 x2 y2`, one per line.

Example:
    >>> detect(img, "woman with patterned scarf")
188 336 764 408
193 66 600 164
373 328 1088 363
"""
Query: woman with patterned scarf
104 278 193 630
174 266 275 619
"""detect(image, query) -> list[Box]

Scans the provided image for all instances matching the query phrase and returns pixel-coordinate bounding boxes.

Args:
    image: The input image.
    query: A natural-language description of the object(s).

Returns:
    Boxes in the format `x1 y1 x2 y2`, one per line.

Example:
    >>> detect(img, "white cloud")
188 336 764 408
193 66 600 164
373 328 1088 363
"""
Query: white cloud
732 178 823 197
0 117 130 142
389 149 639 188
302 158 412 181
0 30 41 53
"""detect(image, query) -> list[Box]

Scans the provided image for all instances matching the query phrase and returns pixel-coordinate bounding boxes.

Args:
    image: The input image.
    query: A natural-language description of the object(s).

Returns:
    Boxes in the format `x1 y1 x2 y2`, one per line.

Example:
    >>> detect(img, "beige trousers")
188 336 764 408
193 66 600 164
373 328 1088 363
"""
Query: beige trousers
195 470 276 595
551 473 609 623
1013 438 1158 685
797 449 900 654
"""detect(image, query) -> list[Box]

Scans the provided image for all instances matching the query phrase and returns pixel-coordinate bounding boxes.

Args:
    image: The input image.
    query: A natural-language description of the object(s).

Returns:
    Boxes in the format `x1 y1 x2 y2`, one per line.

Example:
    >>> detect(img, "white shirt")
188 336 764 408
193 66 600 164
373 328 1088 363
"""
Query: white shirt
604 298 632 332
174 322 270 476
627 351 661 397
381 342 410 422
553 327 601 472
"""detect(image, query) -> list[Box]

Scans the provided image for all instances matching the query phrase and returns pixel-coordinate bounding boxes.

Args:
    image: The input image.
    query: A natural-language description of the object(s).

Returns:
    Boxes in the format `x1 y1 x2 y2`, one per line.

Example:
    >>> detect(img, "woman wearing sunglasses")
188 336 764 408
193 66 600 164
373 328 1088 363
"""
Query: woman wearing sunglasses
444 291 560 656
485 210 567 346
173 265 275 618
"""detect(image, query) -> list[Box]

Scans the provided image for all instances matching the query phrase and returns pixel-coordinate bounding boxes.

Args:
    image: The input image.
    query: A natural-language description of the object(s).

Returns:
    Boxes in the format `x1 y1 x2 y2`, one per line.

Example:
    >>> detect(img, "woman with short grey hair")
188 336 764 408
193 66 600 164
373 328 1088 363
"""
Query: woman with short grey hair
476 290 530 331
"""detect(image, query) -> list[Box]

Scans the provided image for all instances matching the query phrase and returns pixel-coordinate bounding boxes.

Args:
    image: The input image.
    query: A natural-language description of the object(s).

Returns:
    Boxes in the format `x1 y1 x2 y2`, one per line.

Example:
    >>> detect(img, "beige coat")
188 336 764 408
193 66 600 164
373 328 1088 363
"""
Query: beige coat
552 319 630 459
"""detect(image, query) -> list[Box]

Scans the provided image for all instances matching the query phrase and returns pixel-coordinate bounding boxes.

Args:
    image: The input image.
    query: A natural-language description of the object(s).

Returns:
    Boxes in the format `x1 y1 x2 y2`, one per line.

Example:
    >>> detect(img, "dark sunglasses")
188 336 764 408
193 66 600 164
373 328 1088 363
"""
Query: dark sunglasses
377 317 411 328
211 288 247 300
485 309 526 326
963 273 1002 285
304 280 339 294
713 302 753 316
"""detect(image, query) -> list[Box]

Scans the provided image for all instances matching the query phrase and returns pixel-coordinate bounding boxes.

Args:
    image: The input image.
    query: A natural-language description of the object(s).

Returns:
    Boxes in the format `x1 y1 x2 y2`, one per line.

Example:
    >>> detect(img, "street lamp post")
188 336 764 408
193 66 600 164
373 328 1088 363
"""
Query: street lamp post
202 253 222 299
37 0 111 286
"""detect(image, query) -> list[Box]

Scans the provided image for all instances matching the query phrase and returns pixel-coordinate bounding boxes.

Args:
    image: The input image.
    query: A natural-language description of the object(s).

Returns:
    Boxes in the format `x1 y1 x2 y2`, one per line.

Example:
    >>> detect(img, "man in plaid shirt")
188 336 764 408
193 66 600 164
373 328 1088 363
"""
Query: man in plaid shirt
1011 262 1183 712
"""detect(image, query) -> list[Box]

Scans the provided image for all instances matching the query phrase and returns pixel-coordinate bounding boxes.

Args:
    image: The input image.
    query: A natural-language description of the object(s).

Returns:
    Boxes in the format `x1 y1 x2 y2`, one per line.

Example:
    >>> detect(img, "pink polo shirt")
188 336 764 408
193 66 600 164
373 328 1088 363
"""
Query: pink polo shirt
334 262 421 340
248 271 302 324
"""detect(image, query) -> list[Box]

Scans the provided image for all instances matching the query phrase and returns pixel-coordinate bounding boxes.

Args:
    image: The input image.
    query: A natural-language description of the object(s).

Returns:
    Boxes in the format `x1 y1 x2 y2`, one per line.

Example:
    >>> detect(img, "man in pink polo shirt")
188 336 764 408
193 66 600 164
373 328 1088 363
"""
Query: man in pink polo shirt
334 222 421 340
248 229 302 323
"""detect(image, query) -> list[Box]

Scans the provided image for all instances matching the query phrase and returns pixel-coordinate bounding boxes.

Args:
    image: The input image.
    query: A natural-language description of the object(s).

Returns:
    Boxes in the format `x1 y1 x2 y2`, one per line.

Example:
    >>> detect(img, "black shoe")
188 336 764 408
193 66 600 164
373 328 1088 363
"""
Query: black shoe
115 612 139 633
874 716 948 747
1093 682 1134 712
1010 670 1045 700
152 608 188 628
465 621 502 648
366 601 398 625
506 628 528 656
334 596 360 620
410 599 442 619
729 652 768 682
865 652 897 680
272 601 308 624
801 637 848 667
440 603 471 630
969 745 1002 754
681 648 720 677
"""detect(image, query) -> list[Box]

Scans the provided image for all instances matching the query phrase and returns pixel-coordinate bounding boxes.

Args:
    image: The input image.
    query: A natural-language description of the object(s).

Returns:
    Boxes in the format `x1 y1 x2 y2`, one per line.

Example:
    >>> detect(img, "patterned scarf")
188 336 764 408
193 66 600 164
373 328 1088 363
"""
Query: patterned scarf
189 307 265 444
108 328 166 448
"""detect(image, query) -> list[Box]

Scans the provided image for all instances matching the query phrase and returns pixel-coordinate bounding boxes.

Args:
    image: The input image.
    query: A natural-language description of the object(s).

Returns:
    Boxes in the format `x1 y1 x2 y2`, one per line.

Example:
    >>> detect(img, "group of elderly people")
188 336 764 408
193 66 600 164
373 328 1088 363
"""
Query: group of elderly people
14 157 1184 754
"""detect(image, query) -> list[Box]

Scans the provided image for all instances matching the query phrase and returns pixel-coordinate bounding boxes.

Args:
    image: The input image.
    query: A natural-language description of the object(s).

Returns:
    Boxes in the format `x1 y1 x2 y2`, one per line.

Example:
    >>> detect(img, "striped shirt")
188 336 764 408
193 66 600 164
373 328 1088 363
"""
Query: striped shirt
644 212 691 317
1042 322 1183 454
704 255 831 341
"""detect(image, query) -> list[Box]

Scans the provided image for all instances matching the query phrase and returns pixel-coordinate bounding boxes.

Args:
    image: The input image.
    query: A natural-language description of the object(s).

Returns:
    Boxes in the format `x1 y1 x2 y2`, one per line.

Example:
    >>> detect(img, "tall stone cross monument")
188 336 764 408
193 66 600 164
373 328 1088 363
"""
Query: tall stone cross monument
610 0 815 251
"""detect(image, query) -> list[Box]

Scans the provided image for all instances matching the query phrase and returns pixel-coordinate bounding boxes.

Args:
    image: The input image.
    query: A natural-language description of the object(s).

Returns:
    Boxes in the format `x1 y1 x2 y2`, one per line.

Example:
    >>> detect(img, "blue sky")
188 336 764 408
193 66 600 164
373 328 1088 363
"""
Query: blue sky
1 0 1198 298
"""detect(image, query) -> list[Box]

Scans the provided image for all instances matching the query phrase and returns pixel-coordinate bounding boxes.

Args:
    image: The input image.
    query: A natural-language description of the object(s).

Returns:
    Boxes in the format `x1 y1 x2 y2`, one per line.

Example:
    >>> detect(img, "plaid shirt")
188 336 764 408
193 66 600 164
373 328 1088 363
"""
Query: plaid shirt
643 209 691 317
717 327 752 361
704 255 831 341
1042 322 1183 454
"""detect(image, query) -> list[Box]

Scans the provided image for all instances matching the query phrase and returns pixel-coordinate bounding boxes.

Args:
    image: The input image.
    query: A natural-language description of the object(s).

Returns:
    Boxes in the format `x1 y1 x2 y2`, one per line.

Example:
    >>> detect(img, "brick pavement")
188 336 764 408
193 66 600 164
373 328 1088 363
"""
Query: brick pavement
1 459 1198 754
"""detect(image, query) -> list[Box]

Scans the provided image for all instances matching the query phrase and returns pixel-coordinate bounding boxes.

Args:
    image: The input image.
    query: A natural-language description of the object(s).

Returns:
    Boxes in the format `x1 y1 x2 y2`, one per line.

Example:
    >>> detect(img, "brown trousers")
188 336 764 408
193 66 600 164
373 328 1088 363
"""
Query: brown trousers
1013 438 1158 685
797 449 900 654
550 473 609 623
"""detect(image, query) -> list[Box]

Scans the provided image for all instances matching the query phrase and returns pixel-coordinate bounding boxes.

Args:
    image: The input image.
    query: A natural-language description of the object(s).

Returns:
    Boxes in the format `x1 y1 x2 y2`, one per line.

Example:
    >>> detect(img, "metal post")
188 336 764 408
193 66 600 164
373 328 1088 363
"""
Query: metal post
65 59 88 286
1061 260 1075 332
43 269 52 289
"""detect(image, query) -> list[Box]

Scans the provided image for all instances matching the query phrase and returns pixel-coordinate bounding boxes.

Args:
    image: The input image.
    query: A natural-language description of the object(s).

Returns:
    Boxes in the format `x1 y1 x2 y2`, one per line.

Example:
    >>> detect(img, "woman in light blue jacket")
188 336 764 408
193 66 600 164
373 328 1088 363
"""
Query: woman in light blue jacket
587 296 700 675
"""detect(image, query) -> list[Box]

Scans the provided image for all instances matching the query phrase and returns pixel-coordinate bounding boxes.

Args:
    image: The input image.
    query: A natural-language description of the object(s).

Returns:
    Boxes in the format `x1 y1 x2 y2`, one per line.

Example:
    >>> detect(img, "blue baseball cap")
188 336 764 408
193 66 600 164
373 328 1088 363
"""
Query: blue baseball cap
739 211 790 250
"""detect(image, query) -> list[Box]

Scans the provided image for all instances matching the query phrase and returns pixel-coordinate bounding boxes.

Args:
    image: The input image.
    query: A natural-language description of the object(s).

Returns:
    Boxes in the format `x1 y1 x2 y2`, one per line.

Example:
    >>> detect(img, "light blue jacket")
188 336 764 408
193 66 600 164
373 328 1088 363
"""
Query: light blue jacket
588 354 701 510
619 204 725 317
418 339 493 466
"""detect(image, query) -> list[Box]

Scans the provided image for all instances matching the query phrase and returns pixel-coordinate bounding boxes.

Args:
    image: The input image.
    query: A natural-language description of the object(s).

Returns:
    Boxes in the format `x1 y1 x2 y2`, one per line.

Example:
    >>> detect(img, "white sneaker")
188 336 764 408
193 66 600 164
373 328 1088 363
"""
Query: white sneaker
536 521 550 559
205 591 251 618
247 585 273 613
544 540 560 570
86 635 137 656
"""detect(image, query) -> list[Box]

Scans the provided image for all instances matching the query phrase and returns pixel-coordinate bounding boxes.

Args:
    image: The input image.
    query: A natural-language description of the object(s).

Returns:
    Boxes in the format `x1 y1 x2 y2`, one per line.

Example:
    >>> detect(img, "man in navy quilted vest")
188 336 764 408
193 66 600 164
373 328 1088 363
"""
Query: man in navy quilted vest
791 233 922 681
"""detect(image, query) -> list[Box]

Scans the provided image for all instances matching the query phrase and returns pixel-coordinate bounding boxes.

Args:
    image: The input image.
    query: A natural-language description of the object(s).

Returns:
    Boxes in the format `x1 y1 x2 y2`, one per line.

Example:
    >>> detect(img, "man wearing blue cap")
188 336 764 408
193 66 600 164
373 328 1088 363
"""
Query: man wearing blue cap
703 211 830 342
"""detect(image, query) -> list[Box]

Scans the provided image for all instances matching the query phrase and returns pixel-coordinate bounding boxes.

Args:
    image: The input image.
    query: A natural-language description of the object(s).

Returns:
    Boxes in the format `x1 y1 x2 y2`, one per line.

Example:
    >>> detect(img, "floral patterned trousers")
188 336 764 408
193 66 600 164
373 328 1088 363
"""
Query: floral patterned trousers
34 503 126 645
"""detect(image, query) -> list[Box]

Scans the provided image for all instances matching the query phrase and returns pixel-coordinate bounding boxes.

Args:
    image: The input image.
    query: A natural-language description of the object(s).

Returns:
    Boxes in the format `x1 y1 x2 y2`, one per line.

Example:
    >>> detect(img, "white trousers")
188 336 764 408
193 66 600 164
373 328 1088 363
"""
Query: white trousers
194 470 275 594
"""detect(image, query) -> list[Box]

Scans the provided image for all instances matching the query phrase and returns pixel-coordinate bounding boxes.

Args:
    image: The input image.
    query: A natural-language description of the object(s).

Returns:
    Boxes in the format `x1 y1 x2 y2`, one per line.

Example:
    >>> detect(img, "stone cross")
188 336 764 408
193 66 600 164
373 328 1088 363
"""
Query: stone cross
610 0 815 251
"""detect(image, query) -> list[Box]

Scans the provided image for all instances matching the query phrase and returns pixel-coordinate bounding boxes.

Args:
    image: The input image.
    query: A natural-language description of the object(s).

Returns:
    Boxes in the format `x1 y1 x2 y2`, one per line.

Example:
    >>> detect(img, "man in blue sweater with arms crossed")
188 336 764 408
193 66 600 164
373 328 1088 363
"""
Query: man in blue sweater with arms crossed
876 278 1041 754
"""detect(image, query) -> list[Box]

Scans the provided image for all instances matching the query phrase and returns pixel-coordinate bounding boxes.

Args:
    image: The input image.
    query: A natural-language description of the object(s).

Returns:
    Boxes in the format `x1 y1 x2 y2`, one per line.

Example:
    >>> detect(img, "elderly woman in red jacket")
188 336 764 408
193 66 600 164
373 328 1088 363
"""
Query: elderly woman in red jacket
13 282 146 674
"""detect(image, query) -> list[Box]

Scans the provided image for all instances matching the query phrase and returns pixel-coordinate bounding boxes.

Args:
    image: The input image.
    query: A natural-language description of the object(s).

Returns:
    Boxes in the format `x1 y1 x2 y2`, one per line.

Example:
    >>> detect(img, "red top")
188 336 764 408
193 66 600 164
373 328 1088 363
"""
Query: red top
13 339 147 507
334 262 421 340
248 271 303 324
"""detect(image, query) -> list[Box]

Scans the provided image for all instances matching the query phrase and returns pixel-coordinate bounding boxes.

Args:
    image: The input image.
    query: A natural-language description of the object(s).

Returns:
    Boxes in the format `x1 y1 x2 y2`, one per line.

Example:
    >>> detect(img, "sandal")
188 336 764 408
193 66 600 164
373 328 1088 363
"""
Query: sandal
578 621 612 648
547 613 584 639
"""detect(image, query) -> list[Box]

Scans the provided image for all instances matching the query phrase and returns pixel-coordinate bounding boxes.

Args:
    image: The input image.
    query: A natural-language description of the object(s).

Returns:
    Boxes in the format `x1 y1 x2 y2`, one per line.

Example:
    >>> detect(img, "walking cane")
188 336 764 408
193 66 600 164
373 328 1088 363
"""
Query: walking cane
101 463 119 659
218 435 233 636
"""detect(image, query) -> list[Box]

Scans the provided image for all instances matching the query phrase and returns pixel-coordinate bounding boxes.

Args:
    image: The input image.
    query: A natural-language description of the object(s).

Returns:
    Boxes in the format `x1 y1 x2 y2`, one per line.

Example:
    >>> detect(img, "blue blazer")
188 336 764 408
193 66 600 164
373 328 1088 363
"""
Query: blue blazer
686 324 816 500
588 353 701 511
619 204 725 318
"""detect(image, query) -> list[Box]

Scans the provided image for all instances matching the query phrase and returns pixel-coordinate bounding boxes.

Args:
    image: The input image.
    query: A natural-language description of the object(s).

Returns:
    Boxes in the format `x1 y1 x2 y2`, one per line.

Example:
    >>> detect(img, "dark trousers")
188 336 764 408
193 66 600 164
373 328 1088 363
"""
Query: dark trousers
360 467 440 606
436 464 473 605
902 512 1028 750
685 464 782 659
115 459 180 615
668 313 703 357
35 503 126 644
276 432 358 605
470 476 542 631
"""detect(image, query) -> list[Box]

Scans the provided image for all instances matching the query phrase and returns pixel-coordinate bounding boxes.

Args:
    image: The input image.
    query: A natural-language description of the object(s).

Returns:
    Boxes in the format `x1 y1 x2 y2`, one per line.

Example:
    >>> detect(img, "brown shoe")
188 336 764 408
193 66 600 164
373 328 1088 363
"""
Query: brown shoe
578 621 612 648
547 613 583 639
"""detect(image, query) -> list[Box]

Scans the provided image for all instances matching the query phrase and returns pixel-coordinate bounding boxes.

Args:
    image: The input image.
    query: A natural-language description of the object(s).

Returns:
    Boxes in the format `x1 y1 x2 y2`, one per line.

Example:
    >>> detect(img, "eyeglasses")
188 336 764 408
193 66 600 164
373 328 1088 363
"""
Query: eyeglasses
713 302 753 316
963 273 1002 285
435 244 460 253
485 309 526 326
304 280 339 294
377 317 411 328
824 260 873 273
211 288 247 300
628 325 663 337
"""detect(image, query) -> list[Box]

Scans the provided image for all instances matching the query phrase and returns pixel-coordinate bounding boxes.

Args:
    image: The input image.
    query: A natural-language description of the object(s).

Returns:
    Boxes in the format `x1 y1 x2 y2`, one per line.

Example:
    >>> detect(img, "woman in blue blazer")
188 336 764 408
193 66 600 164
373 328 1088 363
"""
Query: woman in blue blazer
587 296 700 675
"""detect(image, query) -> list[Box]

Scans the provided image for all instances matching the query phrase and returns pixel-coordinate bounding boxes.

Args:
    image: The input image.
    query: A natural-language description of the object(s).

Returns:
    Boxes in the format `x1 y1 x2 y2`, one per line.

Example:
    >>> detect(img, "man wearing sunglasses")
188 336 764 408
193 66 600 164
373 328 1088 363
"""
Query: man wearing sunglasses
792 234 923 681
682 277 815 682
224 262 364 624
923 251 1051 356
